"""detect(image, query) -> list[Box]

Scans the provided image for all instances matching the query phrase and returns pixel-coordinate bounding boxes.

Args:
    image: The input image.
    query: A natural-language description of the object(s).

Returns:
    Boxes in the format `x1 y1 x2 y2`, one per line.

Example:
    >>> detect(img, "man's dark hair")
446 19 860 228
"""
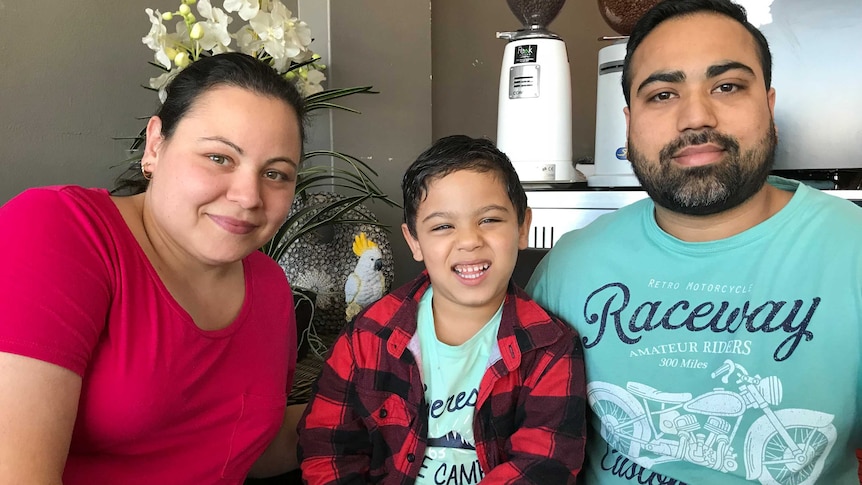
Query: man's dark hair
401 135 528 238
621 0 772 105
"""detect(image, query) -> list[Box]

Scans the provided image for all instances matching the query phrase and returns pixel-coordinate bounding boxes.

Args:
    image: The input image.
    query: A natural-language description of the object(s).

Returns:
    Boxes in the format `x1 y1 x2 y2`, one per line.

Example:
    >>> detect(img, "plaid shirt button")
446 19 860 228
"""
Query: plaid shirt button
407 453 415 462
379 408 388 418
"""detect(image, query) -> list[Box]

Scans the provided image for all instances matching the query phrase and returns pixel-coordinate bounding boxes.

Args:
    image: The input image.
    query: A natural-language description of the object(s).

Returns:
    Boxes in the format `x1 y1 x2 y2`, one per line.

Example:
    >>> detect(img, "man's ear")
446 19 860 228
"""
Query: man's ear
767 87 776 119
624 105 631 140
401 223 424 262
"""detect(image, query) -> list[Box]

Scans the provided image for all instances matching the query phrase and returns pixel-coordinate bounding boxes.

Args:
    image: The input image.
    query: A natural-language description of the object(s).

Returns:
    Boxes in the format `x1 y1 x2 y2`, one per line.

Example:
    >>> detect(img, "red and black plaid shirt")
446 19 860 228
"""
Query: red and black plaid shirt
298 272 586 484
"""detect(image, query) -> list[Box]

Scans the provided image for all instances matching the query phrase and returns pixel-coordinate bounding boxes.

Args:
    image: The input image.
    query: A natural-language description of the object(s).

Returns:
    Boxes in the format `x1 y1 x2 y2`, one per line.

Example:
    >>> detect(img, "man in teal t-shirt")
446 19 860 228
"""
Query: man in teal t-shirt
527 0 862 484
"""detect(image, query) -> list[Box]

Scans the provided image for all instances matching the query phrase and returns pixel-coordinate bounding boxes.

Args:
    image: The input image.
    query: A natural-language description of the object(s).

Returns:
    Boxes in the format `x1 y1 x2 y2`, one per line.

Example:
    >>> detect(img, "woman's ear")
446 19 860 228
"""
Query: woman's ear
142 116 165 170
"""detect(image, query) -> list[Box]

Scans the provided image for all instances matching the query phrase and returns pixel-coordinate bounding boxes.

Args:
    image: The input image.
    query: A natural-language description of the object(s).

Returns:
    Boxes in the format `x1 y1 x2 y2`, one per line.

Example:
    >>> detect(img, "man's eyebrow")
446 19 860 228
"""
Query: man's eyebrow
636 70 685 96
706 61 756 79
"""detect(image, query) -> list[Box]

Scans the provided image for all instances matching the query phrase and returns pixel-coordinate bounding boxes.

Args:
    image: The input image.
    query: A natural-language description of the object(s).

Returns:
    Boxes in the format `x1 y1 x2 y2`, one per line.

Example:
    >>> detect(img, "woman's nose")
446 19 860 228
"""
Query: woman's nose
226 172 263 209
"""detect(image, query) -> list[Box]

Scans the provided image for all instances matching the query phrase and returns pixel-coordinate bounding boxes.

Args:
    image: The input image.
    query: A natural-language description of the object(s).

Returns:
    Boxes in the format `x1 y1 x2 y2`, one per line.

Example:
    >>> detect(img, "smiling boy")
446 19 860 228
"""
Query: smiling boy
298 135 586 484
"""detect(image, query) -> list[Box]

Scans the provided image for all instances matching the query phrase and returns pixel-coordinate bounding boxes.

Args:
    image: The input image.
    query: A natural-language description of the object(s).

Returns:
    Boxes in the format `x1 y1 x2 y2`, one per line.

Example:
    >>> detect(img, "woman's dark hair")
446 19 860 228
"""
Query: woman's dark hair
401 135 528 238
113 52 307 194
621 0 772 106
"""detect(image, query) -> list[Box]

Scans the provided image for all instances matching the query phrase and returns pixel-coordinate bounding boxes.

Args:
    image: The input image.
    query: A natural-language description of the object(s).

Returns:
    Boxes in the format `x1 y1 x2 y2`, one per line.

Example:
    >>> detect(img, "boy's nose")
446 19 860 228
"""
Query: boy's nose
456 227 482 251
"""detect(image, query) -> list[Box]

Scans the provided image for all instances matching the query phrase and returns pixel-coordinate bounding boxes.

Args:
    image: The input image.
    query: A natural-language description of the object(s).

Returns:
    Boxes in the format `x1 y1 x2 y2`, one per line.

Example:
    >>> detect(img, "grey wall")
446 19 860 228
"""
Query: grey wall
329 1 432 286
431 0 610 163
0 0 432 287
0 0 178 203
1 0 609 287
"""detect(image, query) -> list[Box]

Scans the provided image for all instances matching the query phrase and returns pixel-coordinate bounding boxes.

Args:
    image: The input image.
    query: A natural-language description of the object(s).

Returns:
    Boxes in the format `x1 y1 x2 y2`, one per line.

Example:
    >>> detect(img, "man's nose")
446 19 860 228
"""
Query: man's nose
676 92 718 132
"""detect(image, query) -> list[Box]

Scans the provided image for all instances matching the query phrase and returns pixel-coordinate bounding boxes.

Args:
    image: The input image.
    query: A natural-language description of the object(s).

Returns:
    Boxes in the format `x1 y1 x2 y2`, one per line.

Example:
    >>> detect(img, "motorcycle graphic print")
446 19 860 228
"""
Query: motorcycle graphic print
588 359 836 485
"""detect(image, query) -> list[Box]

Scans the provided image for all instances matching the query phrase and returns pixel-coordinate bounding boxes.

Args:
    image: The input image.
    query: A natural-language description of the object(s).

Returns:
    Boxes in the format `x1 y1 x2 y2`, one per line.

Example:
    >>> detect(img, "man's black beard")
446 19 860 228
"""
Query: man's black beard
627 122 777 216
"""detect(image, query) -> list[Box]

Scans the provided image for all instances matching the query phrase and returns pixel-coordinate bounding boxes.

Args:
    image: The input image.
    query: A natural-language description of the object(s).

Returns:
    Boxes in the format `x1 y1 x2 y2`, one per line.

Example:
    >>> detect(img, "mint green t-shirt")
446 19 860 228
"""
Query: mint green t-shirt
527 177 862 485
414 287 502 485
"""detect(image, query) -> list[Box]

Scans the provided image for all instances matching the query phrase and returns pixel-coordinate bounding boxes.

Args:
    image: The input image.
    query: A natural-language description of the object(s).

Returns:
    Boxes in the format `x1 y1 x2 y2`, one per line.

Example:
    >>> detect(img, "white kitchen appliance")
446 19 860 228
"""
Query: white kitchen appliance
496 0 574 182
588 39 640 187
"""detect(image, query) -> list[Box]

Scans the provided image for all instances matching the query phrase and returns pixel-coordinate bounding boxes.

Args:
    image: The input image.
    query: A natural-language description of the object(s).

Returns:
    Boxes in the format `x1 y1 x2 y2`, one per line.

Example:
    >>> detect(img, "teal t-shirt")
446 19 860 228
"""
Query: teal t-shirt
415 287 502 485
527 177 862 484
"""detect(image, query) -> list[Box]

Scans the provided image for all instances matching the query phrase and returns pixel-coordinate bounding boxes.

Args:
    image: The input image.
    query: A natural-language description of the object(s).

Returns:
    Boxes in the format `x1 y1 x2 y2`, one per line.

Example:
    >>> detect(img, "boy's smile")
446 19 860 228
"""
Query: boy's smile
402 169 531 329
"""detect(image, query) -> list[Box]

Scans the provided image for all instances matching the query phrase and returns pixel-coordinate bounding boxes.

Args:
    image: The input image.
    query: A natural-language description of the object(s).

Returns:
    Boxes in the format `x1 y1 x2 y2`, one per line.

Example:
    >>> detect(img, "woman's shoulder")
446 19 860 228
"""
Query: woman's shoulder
244 249 291 290
2 185 113 218
1 185 129 260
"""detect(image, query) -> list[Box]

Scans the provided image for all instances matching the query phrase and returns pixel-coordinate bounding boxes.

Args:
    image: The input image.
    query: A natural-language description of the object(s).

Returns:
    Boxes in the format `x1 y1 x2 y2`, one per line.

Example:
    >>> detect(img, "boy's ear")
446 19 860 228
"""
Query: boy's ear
401 223 424 262
518 207 533 251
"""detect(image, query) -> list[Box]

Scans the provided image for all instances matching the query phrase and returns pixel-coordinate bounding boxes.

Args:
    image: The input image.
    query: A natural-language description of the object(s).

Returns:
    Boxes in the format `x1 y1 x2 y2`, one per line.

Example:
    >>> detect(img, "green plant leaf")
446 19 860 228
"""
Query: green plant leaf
268 193 391 261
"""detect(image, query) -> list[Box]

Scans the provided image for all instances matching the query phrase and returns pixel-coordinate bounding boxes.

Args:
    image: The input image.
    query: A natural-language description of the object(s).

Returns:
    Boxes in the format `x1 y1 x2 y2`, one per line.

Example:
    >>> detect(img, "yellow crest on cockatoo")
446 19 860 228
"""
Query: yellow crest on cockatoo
352 232 379 257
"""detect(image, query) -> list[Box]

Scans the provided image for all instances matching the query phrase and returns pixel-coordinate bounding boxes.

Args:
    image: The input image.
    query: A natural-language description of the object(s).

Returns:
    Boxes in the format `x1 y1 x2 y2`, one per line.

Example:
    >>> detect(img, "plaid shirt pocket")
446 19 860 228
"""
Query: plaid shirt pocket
361 391 412 428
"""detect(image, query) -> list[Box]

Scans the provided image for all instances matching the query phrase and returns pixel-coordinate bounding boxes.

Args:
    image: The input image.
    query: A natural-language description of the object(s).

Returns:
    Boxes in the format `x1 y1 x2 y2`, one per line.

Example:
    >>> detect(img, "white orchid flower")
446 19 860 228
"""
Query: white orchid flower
142 0 326 107
298 68 326 96
196 0 233 52
287 19 312 49
232 24 262 56
165 20 194 60
250 8 286 60
224 0 260 21
148 69 180 103
142 8 171 69
270 1 302 59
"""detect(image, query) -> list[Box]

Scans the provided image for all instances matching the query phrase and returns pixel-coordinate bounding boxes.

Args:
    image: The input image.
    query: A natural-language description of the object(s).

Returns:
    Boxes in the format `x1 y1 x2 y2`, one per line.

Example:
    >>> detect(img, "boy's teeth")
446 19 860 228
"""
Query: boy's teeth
454 263 489 278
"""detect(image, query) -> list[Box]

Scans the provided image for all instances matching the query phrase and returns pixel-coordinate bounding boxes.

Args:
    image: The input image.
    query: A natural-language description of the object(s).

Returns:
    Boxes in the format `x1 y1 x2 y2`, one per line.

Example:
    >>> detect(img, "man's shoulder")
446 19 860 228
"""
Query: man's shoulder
552 197 651 250
511 286 582 347
778 178 862 232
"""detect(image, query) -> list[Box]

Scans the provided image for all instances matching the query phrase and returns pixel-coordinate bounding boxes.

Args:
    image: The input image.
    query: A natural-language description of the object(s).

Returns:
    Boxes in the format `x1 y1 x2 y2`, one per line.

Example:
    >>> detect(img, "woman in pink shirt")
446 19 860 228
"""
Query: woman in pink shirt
0 52 304 484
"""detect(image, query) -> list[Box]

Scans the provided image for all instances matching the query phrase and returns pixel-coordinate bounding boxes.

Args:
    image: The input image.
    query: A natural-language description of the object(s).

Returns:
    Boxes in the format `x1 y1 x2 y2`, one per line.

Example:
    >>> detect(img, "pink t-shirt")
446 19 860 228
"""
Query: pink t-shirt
0 186 296 484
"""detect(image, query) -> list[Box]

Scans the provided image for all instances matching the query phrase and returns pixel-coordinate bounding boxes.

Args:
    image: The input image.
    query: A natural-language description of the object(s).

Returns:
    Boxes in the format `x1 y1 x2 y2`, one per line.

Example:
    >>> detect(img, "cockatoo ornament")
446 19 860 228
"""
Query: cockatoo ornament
344 232 386 321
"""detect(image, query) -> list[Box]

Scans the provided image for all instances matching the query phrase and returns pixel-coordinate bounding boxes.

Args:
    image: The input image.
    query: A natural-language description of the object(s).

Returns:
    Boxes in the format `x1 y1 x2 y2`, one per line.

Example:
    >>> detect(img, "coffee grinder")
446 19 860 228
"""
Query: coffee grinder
588 0 662 187
587 37 640 187
496 0 574 183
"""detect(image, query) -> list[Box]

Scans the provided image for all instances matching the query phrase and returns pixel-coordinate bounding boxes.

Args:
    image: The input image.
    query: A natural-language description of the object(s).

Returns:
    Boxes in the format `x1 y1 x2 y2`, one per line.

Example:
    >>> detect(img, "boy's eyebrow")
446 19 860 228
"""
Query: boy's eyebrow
477 204 511 214
420 205 511 224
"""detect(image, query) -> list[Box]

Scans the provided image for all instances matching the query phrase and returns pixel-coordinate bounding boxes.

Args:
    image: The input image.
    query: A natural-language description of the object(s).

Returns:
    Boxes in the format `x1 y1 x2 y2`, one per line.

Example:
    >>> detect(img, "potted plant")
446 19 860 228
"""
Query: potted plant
115 0 399 359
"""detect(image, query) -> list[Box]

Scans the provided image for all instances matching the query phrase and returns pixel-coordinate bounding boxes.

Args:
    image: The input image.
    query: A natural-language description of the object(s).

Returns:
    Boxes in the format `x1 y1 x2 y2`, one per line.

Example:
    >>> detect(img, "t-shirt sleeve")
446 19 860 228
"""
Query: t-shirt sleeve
0 188 113 376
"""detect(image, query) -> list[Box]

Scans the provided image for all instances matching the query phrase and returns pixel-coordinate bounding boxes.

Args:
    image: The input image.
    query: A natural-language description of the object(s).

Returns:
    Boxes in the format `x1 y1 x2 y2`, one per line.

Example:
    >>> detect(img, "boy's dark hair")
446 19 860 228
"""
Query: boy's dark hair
401 135 528 238
621 0 772 105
